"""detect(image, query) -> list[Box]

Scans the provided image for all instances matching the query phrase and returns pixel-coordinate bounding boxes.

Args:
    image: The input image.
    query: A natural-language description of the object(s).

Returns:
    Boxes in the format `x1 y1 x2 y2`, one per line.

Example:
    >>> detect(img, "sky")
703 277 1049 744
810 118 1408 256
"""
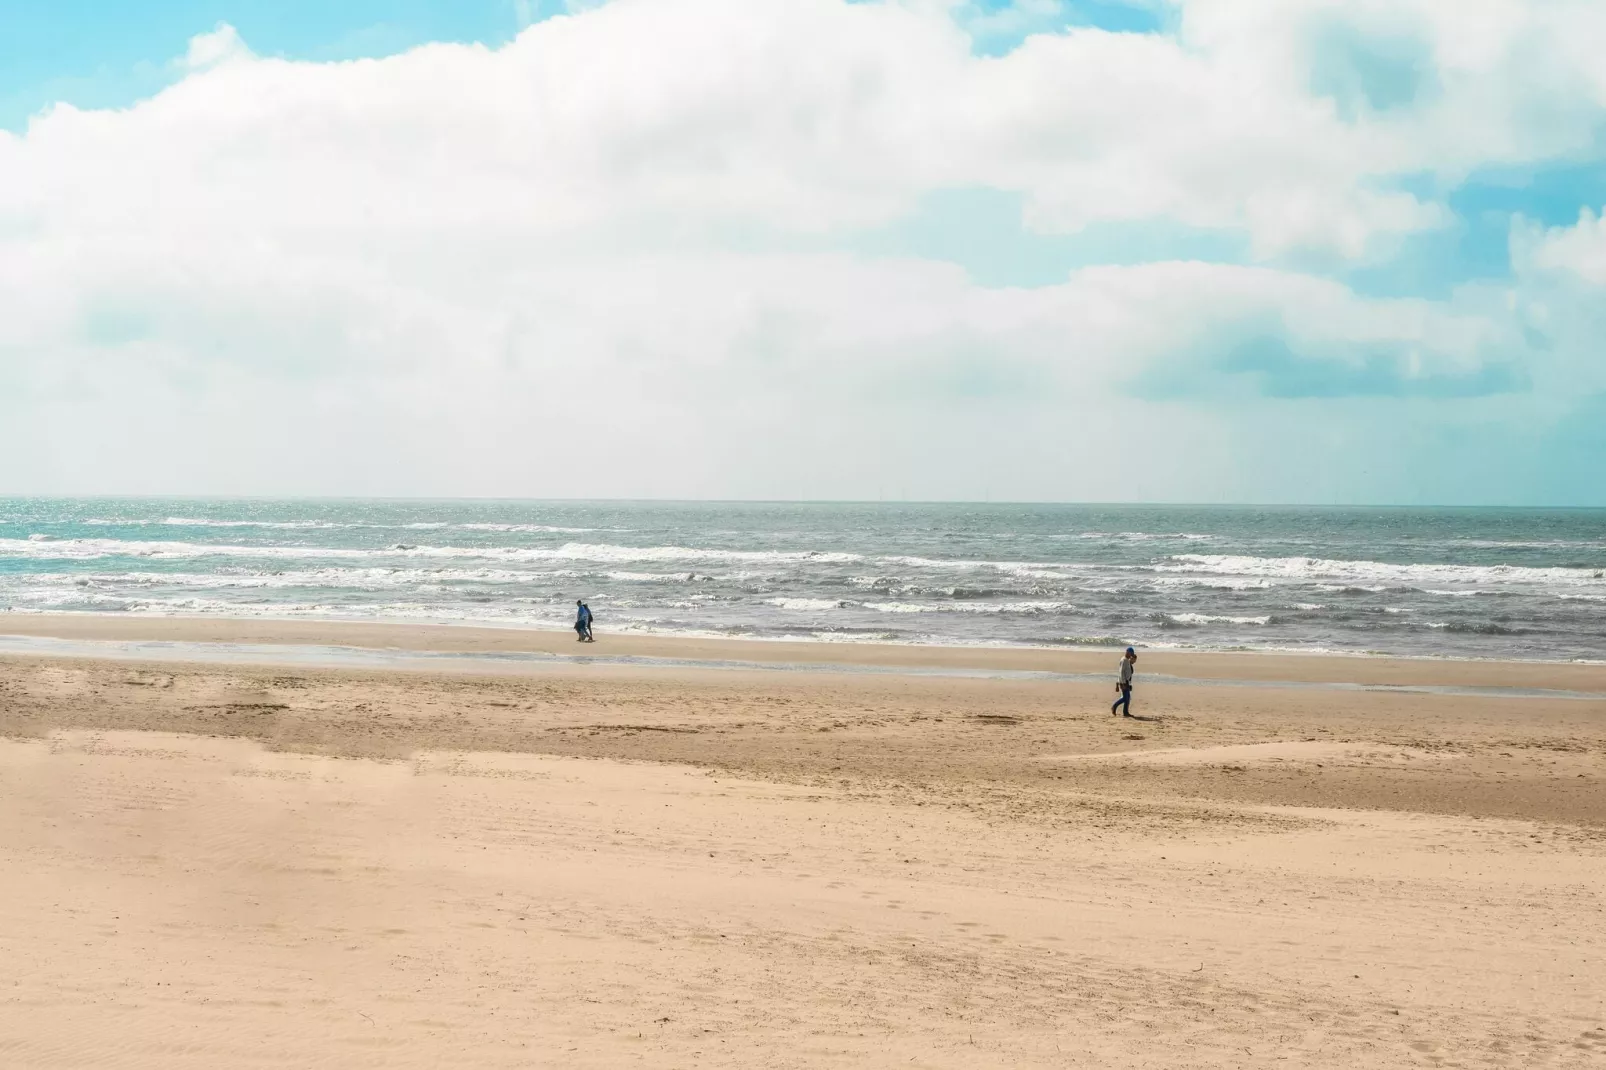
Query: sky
2 0 1604 504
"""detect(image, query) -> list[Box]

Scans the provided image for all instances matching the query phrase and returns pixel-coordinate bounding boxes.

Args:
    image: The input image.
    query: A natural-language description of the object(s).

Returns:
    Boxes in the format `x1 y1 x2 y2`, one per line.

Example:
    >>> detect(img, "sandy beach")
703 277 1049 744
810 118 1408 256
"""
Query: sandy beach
13 0 1606 1062
2 615 1604 1067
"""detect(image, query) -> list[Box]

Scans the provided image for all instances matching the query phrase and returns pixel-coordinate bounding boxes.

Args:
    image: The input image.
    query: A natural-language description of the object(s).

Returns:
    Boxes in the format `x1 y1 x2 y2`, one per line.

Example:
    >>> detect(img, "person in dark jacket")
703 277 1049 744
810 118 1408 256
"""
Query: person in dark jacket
575 600 594 642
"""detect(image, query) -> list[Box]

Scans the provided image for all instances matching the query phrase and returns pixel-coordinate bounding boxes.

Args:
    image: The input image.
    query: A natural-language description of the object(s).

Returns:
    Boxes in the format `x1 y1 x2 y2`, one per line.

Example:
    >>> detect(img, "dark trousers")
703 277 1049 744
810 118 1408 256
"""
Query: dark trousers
1112 685 1132 715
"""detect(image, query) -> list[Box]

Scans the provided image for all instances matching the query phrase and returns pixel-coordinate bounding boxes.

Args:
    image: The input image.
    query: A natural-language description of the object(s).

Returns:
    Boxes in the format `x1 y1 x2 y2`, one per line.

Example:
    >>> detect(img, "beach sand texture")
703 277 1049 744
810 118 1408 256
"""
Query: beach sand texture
2 617 1605 1067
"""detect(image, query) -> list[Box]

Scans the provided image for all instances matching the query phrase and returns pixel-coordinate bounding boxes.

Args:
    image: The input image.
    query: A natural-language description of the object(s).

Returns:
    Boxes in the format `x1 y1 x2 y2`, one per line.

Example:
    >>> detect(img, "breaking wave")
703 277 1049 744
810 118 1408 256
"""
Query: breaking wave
4 501 1603 660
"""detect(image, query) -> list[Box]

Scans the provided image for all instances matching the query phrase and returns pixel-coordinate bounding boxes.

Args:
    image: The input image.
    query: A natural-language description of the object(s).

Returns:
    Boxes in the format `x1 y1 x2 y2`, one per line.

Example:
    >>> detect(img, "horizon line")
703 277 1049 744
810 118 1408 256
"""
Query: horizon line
3 496 1604 511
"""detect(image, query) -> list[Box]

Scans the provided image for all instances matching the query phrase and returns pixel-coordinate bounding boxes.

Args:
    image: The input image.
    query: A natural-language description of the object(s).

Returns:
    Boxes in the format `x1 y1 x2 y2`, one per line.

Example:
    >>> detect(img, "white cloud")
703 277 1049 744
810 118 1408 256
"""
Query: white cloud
2 0 1605 500
0 234 1535 497
1506 208 1606 421
1518 208 1606 287
180 23 252 71
10 0 1603 250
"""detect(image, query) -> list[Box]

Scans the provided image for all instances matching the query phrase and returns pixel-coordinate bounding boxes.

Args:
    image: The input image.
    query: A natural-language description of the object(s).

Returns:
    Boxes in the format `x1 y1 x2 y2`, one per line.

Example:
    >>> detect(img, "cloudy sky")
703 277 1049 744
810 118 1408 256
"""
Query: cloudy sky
3 0 1604 504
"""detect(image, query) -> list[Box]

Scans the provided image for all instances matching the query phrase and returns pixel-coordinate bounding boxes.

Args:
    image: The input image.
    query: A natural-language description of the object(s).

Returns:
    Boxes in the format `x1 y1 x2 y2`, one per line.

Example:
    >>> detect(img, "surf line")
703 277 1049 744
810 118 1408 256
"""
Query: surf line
1 632 1604 702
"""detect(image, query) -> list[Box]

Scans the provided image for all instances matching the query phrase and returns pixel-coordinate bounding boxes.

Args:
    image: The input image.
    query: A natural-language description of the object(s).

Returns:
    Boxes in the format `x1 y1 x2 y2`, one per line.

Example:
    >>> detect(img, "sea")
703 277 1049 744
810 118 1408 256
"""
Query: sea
1 500 1603 662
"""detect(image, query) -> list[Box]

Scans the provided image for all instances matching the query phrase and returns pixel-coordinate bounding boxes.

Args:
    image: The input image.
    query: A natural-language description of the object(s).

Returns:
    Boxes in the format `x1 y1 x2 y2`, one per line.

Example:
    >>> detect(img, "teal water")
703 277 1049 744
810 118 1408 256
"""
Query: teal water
2 500 1603 660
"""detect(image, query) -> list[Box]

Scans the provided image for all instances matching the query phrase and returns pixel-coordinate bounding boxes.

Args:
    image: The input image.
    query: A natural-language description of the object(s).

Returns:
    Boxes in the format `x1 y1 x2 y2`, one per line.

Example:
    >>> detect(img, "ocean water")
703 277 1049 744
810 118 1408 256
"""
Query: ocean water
1 500 1603 661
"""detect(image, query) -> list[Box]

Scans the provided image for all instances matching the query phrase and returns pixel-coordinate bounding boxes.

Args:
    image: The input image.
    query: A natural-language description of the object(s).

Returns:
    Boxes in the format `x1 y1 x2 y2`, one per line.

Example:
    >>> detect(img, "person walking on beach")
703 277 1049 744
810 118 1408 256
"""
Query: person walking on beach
575 600 594 643
1112 646 1137 717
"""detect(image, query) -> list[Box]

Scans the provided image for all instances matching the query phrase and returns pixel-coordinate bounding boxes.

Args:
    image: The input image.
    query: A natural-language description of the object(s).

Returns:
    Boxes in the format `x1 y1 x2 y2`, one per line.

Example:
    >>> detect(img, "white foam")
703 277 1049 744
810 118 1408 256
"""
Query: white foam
878 555 974 569
0 538 860 567
1151 575 1274 591
605 570 703 583
764 597 846 611
0 596 580 629
450 523 605 534
1165 612 1271 626
1077 531 1215 541
859 600 1079 615
0 565 559 589
70 517 611 534
875 557 1082 583
0 538 354 561
162 517 343 529
546 543 860 566
1161 553 1606 589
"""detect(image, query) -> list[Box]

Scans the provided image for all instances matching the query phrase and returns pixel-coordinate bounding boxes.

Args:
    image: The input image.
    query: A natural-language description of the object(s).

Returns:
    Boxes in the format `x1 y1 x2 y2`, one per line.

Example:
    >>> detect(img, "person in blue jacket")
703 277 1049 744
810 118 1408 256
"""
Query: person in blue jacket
575 600 594 642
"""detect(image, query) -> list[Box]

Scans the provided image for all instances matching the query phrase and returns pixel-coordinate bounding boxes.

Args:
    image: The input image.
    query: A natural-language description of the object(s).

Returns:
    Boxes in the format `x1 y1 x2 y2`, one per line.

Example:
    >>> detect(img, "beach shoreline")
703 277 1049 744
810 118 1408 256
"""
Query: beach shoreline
3 610 1604 691
9 501 1605 663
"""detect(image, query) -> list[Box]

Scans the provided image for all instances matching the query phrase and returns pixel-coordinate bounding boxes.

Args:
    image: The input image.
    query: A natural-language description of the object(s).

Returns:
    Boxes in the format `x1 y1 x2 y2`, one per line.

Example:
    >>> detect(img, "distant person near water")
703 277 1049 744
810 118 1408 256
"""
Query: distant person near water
1111 647 1137 717
575 600 594 642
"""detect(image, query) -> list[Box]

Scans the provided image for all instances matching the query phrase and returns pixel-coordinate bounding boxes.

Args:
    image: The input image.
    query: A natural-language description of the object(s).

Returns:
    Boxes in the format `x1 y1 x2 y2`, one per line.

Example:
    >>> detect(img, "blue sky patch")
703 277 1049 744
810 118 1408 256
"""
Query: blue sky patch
1305 18 1437 121
0 0 530 130
954 0 1165 56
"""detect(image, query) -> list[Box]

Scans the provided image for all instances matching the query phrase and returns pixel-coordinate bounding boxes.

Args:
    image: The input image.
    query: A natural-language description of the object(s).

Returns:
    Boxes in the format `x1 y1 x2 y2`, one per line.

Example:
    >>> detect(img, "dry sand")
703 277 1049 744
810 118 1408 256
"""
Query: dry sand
2 615 1604 1067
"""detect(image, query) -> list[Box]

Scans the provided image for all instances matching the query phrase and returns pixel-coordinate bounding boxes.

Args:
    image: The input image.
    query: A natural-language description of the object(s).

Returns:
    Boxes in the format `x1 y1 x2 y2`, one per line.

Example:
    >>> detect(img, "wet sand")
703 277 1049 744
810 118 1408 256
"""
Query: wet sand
2 616 1604 1067
4 610 1604 688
